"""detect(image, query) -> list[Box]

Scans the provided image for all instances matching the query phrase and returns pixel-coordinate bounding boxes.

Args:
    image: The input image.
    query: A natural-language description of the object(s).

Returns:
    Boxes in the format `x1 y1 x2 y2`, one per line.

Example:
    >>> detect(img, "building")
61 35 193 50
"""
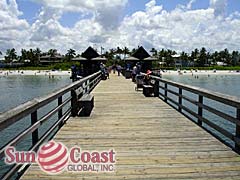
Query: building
71 47 107 77
124 46 157 73
39 54 63 65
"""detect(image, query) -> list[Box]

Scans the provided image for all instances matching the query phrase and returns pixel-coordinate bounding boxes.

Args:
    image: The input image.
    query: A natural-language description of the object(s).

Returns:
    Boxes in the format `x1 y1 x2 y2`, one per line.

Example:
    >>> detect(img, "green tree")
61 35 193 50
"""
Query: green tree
5 48 17 62
167 49 176 66
150 48 158 57
20 49 28 62
48 49 57 57
123 47 130 59
131 48 137 55
197 47 207 67
66 48 76 62
115 47 123 58
33 48 41 65
232 51 239 66
223 48 231 65
180 51 189 67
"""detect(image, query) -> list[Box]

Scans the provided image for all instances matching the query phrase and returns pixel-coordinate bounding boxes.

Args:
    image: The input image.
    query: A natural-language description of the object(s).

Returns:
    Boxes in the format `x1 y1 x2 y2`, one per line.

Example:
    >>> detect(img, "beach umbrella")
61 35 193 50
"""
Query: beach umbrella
144 57 158 61
91 57 107 61
125 56 139 61
72 57 87 61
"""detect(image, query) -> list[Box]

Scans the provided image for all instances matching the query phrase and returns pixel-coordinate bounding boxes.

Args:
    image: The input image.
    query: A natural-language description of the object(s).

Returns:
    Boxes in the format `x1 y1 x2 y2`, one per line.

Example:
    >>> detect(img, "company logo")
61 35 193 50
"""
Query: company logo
4 141 116 174
38 141 69 174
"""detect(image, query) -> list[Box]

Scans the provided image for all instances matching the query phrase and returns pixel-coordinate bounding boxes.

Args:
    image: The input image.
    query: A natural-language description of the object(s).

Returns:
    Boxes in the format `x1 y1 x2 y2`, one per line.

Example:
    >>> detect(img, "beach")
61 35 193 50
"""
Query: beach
0 70 71 76
160 70 240 76
1 69 240 77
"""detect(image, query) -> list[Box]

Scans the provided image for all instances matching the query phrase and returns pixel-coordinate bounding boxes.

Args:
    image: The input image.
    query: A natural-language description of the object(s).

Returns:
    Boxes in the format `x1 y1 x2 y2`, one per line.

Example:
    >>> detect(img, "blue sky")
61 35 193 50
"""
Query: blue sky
0 0 240 54
17 0 240 27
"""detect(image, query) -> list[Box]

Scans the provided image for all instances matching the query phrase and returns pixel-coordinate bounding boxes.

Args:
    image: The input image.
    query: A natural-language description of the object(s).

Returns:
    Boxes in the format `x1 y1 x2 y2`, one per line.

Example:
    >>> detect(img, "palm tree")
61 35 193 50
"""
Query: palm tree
20 49 28 62
150 48 157 57
66 48 76 61
223 48 231 65
197 47 207 67
165 49 176 67
180 51 189 67
123 47 130 59
116 47 123 57
33 48 41 65
131 48 137 55
232 51 239 66
6 48 17 62
48 49 57 57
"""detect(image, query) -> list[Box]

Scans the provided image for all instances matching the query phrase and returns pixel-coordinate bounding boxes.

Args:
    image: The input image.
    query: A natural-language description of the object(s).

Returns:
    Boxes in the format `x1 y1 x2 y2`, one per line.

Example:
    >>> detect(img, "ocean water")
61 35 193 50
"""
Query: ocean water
0 75 71 113
162 74 240 97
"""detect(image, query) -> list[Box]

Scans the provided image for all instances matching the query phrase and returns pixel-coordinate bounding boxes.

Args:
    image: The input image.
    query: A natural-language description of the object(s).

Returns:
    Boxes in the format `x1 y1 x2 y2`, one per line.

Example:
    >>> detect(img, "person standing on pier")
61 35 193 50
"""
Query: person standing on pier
116 65 121 76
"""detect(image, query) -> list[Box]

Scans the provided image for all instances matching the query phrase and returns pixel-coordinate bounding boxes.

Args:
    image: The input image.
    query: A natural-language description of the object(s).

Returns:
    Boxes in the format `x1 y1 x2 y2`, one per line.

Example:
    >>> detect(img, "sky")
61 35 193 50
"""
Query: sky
0 0 240 56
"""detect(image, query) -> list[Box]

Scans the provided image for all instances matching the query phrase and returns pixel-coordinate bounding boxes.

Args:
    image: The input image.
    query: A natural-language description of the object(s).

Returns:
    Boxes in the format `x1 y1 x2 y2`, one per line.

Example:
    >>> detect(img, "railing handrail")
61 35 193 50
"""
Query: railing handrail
0 71 101 131
150 75 240 108
148 74 240 152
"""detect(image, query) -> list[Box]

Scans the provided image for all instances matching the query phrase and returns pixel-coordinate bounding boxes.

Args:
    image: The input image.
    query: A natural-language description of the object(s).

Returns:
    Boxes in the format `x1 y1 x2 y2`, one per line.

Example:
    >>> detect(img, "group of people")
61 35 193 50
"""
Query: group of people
131 62 142 82
111 64 122 76
100 63 109 79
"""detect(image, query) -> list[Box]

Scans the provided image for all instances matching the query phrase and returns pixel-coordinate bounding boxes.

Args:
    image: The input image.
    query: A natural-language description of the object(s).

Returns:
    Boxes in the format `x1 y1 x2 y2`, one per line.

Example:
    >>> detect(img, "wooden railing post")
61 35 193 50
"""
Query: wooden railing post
31 111 38 146
58 96 63 128
198 95 203 126
164 83 168 102
236 108 240 151
178 88 182 112
71 90 78 117
153 80 159 97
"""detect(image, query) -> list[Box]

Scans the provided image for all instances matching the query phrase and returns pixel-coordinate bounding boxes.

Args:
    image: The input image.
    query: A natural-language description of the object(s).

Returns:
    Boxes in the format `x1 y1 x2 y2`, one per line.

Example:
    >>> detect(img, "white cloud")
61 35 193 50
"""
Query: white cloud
31 0 128 30
114 0 240 52
0 0 29 53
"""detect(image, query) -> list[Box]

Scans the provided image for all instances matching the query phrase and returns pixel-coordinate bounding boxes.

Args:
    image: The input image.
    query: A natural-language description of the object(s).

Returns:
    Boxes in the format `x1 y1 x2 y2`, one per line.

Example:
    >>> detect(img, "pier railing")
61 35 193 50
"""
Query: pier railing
0 71 102 179
150 75 240 152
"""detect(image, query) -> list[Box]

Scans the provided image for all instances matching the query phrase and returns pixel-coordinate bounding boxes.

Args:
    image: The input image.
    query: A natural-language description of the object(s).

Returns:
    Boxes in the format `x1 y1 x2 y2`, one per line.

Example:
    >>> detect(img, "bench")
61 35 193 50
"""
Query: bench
143 85 154 97
78 94 94 116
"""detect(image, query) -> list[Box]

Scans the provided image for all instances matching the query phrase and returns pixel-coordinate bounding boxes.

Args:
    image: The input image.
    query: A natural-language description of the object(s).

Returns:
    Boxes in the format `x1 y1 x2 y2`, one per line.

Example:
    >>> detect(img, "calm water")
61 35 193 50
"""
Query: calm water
0 75 71 178
163 74 240 97
0 75 71 113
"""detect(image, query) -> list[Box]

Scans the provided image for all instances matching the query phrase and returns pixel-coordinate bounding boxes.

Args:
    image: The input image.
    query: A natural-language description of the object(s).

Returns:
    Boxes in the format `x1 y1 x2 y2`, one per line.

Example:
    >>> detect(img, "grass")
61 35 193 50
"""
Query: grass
1 62 80 71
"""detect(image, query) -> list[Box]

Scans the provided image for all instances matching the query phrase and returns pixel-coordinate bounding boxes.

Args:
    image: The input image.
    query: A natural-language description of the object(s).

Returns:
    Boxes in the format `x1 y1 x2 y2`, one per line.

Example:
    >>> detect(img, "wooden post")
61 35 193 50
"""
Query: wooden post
31 111 38 146
236 108 240 151
58 96 63 128
164 83 168 102
178 88 182 112
71 90 78 117
153 80 159 97
198 95 203 126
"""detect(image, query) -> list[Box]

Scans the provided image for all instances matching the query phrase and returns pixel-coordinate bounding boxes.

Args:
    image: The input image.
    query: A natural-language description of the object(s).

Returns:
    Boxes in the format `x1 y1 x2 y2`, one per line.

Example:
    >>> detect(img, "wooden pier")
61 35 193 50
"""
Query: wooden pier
22 73 240 179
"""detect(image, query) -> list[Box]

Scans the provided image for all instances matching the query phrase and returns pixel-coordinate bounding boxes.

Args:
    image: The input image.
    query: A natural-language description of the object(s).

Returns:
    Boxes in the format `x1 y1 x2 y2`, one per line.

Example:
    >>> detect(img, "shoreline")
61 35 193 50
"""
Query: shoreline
159 70 240 76
0 70 71 76
1 69 240 77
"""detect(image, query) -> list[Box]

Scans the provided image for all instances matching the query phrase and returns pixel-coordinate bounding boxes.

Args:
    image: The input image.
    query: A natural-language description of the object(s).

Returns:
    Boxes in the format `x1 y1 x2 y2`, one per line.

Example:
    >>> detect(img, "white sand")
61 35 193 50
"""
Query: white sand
0 70 71 76
159 70 240 76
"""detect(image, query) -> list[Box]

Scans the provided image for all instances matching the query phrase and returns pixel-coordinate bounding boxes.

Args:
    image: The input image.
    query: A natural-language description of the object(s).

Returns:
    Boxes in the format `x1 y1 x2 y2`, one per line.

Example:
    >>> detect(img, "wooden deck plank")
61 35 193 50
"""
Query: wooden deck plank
21 73 240 179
